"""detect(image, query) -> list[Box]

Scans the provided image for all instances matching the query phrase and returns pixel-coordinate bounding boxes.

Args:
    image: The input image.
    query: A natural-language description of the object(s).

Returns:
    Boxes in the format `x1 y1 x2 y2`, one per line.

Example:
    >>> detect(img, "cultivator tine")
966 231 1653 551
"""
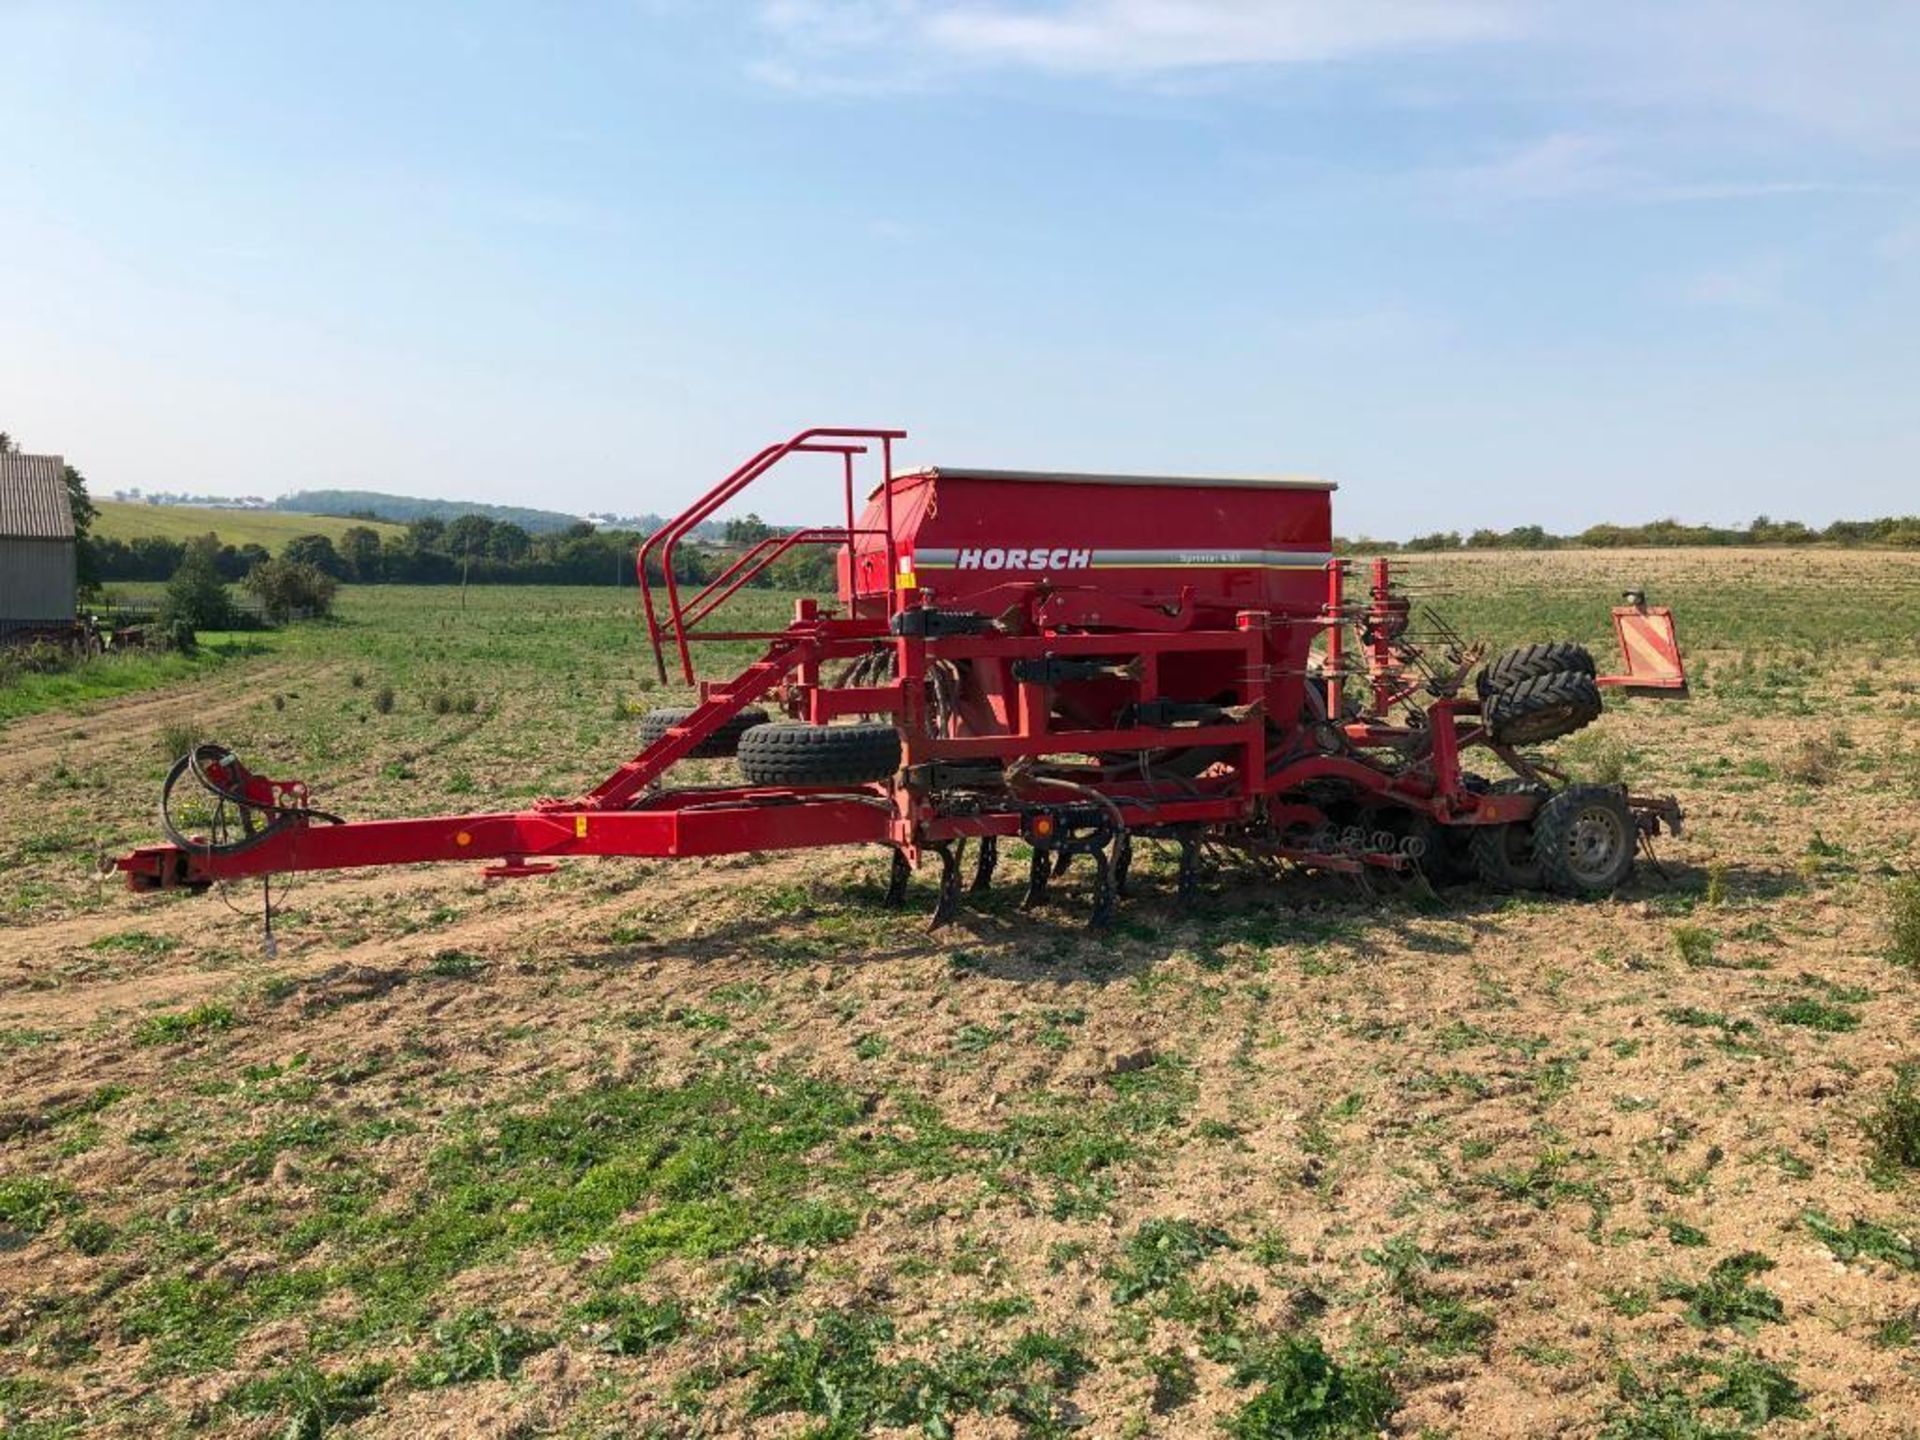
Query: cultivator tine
1021 844 1051 909
928 843 962 930
1112 833 1133 898
884 848 911 908
1087 844 1115 930
970 835 998 894
1176 832 1201 907
1052 847 1073 878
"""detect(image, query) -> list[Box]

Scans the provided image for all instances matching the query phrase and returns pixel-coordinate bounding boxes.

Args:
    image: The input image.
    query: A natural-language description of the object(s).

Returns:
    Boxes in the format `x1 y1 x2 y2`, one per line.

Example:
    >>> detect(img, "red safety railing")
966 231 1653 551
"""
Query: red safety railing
638 427 907 684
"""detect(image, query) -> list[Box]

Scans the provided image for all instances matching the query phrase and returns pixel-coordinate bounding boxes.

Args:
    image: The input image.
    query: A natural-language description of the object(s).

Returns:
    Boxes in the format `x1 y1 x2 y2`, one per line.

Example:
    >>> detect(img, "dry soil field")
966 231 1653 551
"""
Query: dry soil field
4 551 1920 1439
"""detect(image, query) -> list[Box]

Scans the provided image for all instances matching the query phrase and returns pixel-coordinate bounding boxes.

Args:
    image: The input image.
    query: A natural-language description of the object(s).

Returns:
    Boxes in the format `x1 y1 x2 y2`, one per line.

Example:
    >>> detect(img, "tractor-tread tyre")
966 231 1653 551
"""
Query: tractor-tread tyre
736 722 902 787
1470 778 1548 891
1484 671 1603 746
1477 642 1597 699
1424 773 1490 886
1532 784 1637 898
639 706 769 758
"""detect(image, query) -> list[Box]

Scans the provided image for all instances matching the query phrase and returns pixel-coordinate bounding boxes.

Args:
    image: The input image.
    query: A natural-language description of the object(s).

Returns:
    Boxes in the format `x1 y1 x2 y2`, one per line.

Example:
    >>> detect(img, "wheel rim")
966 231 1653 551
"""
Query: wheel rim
1562 804 1628 886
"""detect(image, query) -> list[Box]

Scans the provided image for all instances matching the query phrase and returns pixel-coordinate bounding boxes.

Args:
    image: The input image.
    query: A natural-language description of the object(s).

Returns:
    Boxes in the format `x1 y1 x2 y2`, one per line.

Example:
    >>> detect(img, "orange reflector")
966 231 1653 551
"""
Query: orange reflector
455 831 472 847
1032 815 1055 838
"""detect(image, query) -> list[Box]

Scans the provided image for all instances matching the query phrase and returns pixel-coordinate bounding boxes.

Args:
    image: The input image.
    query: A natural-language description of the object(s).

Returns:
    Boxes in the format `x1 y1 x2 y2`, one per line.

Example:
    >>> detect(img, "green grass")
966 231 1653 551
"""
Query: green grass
1601 1350 1805 1437
1803 1211 1920 1271
408 1308 552 1386
1106 1218 1235 1303
1224 1334 1399 1439
0 636 268 723
1866 1064 1920 1173
1763 997 1861 1032
134 1003 238 1045
92 500 403 548
1891 876 1920 970
0 1178 75 1236
745 1309 1092 1439
1367 1235 1498 1356
1660 1252 1785 1332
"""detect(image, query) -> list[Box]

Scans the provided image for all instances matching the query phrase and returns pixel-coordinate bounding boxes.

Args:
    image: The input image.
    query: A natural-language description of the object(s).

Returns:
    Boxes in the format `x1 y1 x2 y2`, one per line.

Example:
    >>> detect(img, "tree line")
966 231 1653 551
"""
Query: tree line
89 512 837 590
90 506 1920 595
1347 513 1920 553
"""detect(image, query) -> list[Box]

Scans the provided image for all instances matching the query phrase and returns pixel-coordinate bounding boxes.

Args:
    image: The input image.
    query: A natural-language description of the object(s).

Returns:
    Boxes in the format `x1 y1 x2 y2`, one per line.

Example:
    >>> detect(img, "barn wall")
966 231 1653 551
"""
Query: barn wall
0 538 78 628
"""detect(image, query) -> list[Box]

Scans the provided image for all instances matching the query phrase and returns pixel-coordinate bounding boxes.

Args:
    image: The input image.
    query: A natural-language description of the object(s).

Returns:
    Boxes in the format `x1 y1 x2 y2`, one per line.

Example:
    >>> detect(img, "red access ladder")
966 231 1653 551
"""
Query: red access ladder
637 427 908 685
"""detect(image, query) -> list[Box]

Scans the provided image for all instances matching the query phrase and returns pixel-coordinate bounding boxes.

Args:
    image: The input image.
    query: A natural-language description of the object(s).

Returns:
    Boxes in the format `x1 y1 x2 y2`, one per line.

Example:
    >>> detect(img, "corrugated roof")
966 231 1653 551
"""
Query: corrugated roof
0 454 75 541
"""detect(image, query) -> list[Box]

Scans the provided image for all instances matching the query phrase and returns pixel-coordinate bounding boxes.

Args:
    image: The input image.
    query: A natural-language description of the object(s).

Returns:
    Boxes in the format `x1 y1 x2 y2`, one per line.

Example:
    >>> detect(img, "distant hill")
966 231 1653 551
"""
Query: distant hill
92 500 403 548
272 490 597 535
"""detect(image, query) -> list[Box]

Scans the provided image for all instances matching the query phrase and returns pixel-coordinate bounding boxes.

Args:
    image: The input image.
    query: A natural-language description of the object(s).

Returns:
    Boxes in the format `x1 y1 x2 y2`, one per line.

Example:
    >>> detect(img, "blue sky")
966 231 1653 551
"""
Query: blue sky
2 1 1916 538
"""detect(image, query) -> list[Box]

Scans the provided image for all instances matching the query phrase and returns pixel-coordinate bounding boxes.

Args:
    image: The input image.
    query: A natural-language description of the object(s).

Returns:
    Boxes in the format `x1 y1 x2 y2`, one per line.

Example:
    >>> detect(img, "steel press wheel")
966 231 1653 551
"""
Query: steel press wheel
1532 784 1636 897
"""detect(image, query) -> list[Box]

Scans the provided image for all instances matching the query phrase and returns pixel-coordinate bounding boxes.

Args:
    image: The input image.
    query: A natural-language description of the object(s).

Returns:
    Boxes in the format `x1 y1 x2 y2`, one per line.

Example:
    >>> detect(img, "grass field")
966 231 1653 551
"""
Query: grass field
3 553 1920 1438
92 501 404 549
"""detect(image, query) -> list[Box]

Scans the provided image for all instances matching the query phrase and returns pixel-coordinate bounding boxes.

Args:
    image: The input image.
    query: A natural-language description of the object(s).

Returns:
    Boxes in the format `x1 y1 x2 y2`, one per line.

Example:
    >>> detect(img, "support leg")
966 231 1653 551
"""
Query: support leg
970 835 998 894
884 848 911 908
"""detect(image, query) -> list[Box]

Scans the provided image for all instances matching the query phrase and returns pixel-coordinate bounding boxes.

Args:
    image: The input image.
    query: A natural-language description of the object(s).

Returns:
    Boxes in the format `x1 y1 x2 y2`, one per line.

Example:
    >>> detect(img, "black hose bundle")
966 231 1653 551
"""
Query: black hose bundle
159 743 342 855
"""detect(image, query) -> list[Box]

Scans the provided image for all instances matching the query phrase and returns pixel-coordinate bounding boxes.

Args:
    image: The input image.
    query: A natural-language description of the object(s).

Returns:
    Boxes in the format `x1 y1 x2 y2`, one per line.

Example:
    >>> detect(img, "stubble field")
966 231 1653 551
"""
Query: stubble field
3 550 1920 1439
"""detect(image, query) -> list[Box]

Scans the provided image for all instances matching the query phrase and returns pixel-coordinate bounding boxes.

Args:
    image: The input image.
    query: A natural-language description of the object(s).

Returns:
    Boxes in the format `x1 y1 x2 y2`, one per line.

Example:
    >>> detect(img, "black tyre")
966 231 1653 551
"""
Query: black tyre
1484 671 1603 746
1469 778 1548 891
638 705 769 758
1532 784 1637 897
1476 641 1597 699
736 722 902 787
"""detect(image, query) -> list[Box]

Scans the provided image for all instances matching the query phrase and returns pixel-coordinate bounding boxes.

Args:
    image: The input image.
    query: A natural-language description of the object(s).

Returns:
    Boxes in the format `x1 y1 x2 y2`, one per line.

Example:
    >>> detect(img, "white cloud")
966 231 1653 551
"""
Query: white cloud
919 0 1519 72
1437 132 1629 202
759 0 1522 74
1428 133 1888 209
1681 254 1790 311
753 0 1920 154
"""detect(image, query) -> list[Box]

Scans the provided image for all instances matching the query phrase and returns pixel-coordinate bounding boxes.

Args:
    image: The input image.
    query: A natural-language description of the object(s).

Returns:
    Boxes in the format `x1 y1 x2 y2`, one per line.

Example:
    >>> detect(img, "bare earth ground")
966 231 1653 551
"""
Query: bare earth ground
2 552 1919 1439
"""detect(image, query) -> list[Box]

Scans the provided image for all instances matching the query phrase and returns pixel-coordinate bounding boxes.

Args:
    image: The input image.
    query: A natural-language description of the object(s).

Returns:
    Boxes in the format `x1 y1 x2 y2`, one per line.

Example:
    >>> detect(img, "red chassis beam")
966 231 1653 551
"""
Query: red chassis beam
117 788 895 892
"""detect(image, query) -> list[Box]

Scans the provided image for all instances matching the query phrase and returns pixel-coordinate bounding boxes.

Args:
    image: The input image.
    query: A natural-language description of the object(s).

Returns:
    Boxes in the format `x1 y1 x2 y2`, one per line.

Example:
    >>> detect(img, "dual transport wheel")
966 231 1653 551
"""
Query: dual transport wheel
1476 642 1603 746
1471 782 1637 898
1475 640 1596 697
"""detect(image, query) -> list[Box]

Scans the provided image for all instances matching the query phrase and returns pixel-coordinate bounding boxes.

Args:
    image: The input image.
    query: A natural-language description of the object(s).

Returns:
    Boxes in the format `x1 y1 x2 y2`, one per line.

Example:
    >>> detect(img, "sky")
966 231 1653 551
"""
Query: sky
2 0 1918 539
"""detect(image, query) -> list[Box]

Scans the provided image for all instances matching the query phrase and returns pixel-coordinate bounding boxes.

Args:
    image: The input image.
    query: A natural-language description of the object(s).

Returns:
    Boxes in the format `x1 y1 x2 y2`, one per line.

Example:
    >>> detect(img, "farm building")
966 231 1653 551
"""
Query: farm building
0 452 77 639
